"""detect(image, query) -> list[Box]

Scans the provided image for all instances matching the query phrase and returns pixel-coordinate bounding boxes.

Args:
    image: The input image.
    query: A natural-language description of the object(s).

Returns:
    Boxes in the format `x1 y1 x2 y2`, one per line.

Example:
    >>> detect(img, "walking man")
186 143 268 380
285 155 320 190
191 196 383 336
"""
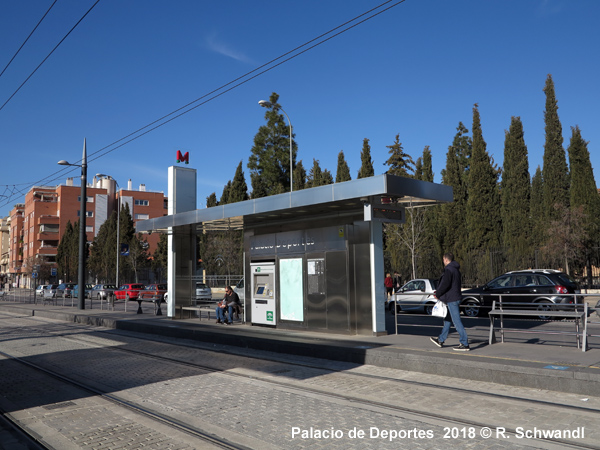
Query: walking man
430 252 470 351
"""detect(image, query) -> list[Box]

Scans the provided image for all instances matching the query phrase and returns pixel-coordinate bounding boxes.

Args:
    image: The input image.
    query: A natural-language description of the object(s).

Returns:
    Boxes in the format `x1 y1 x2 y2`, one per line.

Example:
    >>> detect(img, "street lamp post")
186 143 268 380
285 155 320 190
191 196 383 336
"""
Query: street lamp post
96 174 120 287
258 100 293 193
58 139 87 310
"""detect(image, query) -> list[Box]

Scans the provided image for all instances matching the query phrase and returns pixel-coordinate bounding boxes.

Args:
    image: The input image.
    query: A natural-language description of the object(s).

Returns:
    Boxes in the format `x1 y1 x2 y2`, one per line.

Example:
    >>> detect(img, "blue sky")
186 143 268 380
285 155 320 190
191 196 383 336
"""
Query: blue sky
1 0 599 217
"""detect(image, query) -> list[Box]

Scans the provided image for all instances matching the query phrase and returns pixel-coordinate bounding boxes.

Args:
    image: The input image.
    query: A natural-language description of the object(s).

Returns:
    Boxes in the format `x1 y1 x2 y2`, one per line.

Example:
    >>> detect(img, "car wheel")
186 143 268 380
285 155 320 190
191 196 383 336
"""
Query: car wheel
462 299 481 317
425 302 435 316
535 299 554 320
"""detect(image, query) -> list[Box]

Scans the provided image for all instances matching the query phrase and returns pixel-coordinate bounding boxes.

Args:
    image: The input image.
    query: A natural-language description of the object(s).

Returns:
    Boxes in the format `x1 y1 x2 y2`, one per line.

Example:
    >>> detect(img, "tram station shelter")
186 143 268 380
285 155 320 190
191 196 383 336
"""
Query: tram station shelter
136 167 452 336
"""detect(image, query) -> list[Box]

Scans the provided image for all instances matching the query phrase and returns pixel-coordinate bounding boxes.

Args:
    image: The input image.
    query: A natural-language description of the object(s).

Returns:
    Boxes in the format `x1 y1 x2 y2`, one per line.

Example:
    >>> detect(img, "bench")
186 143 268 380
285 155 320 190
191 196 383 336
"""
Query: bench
180 300 244 323
488 301 588 352
130 296 164 315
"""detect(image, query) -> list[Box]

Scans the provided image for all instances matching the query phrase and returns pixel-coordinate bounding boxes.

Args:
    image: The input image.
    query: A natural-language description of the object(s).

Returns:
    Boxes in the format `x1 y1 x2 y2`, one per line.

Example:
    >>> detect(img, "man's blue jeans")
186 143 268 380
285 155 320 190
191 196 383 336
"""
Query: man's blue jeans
438 300 468 346
215 305 233 323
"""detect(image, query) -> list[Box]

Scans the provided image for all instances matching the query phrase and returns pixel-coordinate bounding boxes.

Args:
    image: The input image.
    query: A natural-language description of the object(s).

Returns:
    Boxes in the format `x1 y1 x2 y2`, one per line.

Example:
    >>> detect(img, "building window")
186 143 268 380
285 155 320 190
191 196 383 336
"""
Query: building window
86 226 94 233
135 214 149 220
135 199 149 206
77 211 94 217
77 196 94 203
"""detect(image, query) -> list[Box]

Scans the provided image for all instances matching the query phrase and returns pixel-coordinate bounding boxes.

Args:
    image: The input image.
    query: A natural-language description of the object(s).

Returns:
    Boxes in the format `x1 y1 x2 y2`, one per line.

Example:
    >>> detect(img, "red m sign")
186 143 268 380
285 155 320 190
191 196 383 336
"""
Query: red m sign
176 150 189 164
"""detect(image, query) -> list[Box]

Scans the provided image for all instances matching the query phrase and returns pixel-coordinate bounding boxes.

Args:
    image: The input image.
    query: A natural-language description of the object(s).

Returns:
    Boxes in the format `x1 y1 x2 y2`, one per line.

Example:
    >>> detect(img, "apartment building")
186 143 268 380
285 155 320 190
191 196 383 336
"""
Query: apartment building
0 216 10 288
8 177 167 288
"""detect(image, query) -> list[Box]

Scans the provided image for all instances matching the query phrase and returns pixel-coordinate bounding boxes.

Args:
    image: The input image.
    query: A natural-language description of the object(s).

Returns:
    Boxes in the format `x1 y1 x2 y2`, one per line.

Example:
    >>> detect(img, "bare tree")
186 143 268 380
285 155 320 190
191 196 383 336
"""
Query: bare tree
543 204 587 274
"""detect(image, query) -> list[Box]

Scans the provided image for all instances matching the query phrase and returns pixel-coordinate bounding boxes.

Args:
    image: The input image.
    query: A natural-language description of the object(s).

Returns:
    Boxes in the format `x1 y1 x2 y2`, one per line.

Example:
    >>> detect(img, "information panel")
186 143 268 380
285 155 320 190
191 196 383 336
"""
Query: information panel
279 258 304 321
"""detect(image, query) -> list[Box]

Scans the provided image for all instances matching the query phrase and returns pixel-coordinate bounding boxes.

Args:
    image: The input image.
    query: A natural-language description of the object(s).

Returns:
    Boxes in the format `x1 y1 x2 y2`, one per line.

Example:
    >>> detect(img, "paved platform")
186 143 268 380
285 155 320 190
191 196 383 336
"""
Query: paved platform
1 300 599 397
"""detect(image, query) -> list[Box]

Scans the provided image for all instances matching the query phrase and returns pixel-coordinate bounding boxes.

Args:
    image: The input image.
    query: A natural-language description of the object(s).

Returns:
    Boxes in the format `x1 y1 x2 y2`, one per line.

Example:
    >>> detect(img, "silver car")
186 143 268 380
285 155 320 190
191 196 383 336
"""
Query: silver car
233 279 244 302
35 285 48 297
43 284 59 299
89 284 118 300
388 278 439 315
195 282 212 301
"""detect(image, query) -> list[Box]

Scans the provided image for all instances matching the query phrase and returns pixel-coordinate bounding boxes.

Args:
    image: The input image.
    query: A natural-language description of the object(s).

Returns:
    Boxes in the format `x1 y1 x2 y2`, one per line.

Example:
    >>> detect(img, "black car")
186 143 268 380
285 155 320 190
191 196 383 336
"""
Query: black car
460 269 580 318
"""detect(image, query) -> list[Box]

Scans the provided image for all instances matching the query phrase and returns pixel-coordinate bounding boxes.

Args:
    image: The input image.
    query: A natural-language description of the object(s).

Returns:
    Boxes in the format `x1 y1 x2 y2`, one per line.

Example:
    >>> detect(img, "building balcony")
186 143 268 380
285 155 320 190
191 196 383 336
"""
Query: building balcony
37 215 59 225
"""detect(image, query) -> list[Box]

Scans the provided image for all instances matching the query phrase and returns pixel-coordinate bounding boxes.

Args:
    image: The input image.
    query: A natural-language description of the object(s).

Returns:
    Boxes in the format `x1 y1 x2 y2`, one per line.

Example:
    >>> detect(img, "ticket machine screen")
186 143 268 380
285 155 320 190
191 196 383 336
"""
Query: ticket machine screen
255 286 265 295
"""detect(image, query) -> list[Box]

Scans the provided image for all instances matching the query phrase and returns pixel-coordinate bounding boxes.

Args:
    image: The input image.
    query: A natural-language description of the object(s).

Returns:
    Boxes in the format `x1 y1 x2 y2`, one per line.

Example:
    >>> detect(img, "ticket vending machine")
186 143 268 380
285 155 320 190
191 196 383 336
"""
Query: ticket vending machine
251 262 276 325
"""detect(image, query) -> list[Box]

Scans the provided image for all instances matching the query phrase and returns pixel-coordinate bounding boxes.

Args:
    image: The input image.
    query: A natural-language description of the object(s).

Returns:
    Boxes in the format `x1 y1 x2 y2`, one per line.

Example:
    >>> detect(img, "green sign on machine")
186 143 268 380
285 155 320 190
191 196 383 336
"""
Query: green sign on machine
266 311 273 322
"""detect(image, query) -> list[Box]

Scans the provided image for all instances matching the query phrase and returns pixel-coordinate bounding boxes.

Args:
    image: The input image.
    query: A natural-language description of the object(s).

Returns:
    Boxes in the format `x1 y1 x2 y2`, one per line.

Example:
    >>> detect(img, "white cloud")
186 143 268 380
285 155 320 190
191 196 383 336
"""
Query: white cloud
204 32 254 64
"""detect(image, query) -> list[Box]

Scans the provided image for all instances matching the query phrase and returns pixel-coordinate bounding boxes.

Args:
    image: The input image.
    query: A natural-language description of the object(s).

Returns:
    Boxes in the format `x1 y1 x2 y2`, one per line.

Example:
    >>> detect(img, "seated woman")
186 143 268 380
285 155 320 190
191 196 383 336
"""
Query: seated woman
215 285 241 325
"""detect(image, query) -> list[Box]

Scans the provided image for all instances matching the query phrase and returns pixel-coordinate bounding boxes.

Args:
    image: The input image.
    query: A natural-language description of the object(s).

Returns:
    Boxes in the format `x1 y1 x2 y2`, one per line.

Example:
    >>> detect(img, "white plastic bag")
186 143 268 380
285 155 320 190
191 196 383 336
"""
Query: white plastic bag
432 300 447 318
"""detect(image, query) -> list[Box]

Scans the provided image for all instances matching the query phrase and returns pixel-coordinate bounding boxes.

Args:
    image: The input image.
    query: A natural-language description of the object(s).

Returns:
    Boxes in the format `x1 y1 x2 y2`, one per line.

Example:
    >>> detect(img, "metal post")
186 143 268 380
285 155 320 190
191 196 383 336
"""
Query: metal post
116 196 120 288
78 139 87 310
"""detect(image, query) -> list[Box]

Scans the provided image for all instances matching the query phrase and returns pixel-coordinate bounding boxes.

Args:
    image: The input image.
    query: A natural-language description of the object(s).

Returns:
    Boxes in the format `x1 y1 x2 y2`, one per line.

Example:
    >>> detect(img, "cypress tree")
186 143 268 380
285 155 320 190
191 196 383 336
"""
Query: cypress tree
220 181 232 205
568 126 600 280
438 123 471 261
335 151 351 182
248 92 297 197
384 134 414 177
228 161 249 203
542 74 570 220
206 193 218 208
293 160 307 191
357 138 374 179
466 104 502 251
306 159 333 188
501 116 531 269
419 146 434 182
530 166 545 250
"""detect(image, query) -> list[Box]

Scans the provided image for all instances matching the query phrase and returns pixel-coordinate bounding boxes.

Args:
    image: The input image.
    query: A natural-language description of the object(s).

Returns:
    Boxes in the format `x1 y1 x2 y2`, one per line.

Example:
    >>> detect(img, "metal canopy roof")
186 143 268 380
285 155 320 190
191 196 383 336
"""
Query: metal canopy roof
135 174 453 234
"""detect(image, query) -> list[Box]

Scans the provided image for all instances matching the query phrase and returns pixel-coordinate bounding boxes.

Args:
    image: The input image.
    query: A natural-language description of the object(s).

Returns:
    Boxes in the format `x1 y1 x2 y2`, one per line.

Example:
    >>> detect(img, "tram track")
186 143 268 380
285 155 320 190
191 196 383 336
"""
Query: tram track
0 312 598 449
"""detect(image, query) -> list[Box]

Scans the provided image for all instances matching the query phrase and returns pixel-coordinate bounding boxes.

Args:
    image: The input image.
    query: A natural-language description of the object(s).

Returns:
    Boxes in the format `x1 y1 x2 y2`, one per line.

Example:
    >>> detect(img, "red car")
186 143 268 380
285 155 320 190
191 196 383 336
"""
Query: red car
139 284 168 302
114 283 145 301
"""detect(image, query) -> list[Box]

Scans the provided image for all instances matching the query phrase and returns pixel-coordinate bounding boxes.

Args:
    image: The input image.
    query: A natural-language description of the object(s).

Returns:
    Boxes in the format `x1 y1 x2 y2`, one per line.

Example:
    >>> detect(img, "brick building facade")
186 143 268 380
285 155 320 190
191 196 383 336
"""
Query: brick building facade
5 176 167 288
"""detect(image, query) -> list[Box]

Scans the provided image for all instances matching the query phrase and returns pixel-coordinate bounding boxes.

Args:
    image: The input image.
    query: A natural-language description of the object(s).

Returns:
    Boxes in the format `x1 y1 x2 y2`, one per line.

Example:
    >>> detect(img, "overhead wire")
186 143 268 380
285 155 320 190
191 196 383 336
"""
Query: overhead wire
0 0 58 80
0 0 407 211
0 0 101 113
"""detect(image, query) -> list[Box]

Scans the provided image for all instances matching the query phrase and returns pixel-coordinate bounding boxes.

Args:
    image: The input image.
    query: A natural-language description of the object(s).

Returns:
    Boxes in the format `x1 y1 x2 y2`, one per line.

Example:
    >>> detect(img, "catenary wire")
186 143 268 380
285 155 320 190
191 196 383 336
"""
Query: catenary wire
0 0 58 80
0 0 101 113
0 0 407 210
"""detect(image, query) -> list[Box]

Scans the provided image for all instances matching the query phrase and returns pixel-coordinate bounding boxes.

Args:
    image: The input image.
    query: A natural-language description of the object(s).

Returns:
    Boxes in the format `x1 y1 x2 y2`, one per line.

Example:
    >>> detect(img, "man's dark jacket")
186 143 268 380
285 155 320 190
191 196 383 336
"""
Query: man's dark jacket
436 260 462 304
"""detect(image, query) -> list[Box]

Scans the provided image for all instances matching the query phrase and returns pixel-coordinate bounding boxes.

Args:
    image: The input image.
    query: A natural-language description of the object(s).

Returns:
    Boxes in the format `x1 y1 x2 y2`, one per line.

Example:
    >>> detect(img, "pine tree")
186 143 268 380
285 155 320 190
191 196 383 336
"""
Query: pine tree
384 134 414 177
57 221 78 282
293 160 306 191
542 74 569 221
248 92 297 197
501 116 531 269
335 151 351 182
357 138 374 179
466 104 501 251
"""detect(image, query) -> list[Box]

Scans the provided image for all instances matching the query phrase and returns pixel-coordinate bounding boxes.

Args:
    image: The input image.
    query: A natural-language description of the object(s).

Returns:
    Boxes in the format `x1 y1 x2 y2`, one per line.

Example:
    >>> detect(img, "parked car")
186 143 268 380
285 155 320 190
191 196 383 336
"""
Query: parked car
114 283 145 301
89 284 118 300
43 284 59 299
233 279 244 302
460 269 581 318
388 279 438 315
196 282 212 301
55 283 76 298
72 284 94 299
139 284 168 302
35 285 48 297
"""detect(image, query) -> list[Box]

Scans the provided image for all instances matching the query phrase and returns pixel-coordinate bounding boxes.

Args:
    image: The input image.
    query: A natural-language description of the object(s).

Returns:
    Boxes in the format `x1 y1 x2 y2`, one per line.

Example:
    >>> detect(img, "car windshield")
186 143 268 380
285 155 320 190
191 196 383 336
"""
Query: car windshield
104 285 117 290
196 283 208 289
